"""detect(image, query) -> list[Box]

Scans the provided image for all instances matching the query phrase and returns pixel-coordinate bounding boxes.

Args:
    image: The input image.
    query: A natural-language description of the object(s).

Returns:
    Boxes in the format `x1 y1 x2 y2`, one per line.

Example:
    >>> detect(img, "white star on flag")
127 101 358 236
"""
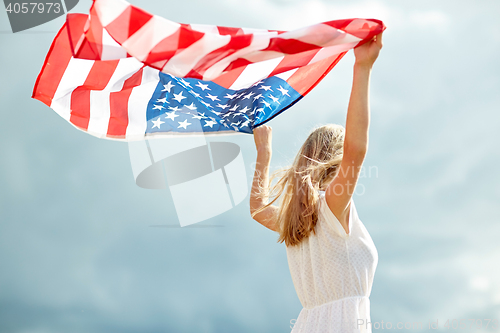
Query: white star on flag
152 117 165 129
192 112 205 120
269 94 280 104
204 119 217 128
206 93 220 102
251 80 265 87
173 91 187 103
200 100 211 108
277 86 290 97
216 103 229 109
253 94 263 101
196 82 210 91
180 78 191 88
165 111 179 120
177 119 191 129
243 92 254 99
259 85 273 92
161 81 174 93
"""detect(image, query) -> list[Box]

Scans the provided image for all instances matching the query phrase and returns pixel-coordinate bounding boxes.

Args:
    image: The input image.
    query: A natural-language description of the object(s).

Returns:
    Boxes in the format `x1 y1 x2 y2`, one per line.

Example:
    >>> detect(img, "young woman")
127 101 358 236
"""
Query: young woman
250 32 384 333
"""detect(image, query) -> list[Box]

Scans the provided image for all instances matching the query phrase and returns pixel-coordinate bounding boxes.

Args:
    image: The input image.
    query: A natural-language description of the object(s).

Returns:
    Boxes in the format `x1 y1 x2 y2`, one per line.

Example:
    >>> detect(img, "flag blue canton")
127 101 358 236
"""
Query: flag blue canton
145 73 302 135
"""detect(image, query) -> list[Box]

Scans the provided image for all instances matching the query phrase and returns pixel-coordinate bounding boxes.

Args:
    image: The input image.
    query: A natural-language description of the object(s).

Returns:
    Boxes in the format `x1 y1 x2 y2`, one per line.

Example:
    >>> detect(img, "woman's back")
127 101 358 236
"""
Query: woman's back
286 190 378 333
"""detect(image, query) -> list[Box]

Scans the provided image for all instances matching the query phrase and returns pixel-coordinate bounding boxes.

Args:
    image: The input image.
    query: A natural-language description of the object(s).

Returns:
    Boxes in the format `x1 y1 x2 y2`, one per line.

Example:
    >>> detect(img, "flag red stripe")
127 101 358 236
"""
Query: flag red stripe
69 60 120 130
107 67 144 138
286 52 347 96
221 57 252 74
268 49 320 78
264 37 320 54
324 19 385 41
86 6 104 59
66 13 89 57
67 13 103 60
105 5 153 44
145 26 205 71
31 21 73 106
191 34 253 79
217 26 244 36
69 88 91 130
211 65 247 89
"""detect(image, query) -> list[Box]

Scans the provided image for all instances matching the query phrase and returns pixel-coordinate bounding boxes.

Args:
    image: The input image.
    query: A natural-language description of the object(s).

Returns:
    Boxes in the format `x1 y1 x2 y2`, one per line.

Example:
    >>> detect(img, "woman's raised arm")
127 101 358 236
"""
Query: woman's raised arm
325 32 384 228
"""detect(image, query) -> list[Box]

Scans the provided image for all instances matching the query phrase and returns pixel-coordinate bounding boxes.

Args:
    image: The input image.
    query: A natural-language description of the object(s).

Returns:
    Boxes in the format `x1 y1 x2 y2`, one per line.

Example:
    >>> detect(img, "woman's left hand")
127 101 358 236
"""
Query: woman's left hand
354 32 384 68
253 125 273 155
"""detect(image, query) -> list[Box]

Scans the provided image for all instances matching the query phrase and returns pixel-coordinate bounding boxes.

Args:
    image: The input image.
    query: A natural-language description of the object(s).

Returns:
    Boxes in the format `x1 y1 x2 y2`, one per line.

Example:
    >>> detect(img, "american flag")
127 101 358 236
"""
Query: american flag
32 0 386 141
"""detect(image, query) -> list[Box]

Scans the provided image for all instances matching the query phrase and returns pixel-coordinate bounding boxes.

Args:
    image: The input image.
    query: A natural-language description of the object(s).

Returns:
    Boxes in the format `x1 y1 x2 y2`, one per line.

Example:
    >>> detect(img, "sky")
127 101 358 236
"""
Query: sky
1 0 499 332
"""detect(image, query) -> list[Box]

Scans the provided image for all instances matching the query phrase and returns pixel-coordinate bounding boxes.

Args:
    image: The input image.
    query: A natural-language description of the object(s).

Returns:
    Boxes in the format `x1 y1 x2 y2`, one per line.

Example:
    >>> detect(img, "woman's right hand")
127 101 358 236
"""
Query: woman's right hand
253 125 273 156
354 32 384 68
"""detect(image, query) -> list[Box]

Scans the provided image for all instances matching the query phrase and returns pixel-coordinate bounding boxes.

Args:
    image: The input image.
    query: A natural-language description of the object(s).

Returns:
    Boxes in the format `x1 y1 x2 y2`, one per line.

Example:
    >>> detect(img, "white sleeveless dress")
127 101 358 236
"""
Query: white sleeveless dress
286 190 378 333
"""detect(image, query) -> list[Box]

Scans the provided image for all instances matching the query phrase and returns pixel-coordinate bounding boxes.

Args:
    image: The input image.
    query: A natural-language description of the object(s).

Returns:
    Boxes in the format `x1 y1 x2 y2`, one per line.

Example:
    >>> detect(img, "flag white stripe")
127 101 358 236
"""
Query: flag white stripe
50 92 72 122
163 33 231 78
126 67 160 140
88 90 112 137
51 58 94 121
189 24 219 34
202 32 278 81
275 68 299 81
87 59 142 137
321 31 361 48
122 16 180 62
101 28 128 60
273 24 348 47
94 0 130 27
241 27 271 34
104 57 145 91
240 50 284 64
308 41 360 65
229 56 284 90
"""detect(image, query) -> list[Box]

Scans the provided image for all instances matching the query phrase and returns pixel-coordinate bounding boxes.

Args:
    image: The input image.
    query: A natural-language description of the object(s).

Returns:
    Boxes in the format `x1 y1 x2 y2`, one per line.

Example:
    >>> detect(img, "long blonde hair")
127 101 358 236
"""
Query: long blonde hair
251 124 345 247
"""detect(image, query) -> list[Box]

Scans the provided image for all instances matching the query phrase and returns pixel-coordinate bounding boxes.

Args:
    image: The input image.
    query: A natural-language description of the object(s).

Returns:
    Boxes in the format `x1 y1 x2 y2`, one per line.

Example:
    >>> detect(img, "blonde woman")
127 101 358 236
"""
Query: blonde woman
250 32 384 333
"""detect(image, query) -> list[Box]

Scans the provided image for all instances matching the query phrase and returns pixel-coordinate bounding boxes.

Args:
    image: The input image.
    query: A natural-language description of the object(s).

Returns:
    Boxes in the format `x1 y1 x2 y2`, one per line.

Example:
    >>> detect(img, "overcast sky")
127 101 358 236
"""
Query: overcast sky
1 0 499 332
